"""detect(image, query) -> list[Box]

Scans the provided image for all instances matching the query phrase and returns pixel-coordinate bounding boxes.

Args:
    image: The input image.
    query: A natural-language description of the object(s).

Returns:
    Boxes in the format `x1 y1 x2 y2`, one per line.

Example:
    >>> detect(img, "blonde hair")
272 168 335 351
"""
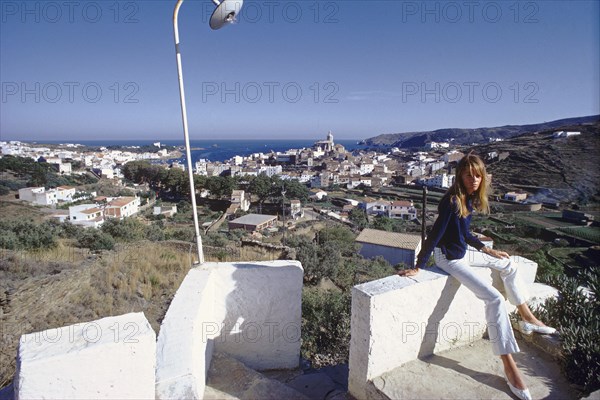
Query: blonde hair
449 153 490 217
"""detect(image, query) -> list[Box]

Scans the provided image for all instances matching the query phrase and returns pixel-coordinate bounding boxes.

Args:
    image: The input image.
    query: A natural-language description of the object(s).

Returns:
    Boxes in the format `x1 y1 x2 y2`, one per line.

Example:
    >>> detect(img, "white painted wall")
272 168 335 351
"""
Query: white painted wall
348 250 538 400
155 260 303 400
155 268 214 399
15 313 156 400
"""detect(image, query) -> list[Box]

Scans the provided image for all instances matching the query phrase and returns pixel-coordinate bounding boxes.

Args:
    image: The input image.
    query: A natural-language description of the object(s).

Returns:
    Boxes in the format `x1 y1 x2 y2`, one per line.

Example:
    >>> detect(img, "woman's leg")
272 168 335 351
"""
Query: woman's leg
468 248 551 326
467 248 528 306
517 303 549 326
501 354 527 390
433 249 519 356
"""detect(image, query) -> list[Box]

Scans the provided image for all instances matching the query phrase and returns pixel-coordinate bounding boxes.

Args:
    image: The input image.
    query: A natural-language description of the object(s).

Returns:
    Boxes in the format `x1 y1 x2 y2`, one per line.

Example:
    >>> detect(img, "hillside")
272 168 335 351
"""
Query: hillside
468 124 600 204
362 115 599 148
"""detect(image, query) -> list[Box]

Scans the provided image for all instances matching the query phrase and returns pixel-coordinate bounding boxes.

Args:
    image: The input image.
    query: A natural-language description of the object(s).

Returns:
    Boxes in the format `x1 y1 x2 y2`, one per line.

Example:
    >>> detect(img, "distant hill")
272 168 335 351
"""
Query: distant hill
362 115 600 148
467 123 600 204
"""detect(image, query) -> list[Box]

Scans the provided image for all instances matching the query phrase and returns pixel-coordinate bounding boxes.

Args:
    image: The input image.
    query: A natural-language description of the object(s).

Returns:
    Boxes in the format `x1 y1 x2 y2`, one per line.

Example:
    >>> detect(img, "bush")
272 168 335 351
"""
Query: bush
60 221 85 239
529 249 564 283
533 270 599 394
165 227 195 242
301 288 351 366
0 220 57 250
0 230 19 249
77 229 115 251
101 218 146 242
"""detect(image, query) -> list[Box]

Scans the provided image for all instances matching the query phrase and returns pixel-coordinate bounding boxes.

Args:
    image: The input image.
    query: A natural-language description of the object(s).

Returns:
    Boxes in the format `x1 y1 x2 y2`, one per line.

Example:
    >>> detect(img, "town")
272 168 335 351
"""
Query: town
4 130 587 233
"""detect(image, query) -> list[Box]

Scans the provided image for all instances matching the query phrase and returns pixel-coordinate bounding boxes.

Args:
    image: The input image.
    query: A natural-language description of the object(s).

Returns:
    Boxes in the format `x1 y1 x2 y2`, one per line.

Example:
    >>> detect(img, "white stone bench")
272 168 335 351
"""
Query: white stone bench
155 260 304 399
14 312 156 400
348 250 539 399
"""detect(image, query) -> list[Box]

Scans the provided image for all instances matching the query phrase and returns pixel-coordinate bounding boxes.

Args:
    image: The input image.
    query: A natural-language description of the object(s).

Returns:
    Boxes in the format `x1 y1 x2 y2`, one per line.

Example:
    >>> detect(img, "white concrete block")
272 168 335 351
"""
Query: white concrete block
210 260 303 371
155 268 214 400
348 254 539 400
155 260 303 400
15 312 155 400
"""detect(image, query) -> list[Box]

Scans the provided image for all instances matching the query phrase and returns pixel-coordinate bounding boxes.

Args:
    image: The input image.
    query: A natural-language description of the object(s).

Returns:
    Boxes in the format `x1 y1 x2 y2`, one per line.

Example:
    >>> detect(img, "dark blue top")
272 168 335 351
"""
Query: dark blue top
415 193 485 269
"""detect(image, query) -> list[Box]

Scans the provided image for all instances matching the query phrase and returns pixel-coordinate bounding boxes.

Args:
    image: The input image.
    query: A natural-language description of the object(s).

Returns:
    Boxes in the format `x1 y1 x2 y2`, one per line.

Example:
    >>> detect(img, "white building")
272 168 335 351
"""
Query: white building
359 163 375 175
231 190 251 212
68 204 104 228
421 173 455 188
504 192 527 202
553 131 581 138
289 199 303 220
309 189 327 201
105 197 140 219
153 205 178 218
258 165 282 177
426 141 450 149
55 186 77 202
18 187 57 206
363 200 390 216
390 200 418 220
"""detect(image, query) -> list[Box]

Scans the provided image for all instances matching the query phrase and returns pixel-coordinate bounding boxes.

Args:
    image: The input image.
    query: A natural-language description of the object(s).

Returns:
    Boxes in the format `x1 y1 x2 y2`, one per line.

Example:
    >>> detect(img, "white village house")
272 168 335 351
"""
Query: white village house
18 186 77 206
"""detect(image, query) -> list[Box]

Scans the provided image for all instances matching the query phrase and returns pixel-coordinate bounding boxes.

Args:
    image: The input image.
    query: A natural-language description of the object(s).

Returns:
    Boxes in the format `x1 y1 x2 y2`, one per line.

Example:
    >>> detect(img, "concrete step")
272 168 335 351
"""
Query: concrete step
368 338 580 400
204 352 310 400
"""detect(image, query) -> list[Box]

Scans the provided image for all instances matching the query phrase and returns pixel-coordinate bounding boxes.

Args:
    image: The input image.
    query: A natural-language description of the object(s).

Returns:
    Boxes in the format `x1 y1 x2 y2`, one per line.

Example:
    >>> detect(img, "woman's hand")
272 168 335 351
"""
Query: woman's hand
397 268 419 277
483 246 510 259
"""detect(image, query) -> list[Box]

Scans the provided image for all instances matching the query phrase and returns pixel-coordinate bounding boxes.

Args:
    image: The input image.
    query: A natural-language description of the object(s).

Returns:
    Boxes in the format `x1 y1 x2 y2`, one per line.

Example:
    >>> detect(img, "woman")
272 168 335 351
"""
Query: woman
398 153 555 400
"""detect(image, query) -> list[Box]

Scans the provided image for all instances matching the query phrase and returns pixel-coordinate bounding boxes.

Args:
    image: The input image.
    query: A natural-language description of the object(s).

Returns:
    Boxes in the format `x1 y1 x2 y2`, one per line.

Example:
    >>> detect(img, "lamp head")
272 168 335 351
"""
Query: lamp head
210 0 243 30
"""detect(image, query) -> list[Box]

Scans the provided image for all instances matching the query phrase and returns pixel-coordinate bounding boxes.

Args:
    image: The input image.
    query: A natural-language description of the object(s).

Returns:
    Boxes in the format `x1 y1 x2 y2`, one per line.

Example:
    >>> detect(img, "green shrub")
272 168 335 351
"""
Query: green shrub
533 270 599 394
301 288 351 366
529 249 564 283
145 224 165 241
0 220 57 250
101 218 146 242
0 231 19 249
77 229 115 251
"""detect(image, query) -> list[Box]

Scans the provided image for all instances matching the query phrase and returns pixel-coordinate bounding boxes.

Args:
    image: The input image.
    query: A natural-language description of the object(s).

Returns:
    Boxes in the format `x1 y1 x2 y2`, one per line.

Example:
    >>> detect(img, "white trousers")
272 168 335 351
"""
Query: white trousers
433 247 529 356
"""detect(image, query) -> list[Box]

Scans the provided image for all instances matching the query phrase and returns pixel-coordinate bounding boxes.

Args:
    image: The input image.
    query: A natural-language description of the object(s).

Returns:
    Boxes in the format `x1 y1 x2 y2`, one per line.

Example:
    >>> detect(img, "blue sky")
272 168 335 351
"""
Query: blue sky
1 0 598 141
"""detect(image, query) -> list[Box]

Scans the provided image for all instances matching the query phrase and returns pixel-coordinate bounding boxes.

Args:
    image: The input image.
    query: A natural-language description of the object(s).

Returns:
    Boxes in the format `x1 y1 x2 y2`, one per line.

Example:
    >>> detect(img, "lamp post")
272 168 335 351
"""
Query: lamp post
281 184 286 246
172 0 243 264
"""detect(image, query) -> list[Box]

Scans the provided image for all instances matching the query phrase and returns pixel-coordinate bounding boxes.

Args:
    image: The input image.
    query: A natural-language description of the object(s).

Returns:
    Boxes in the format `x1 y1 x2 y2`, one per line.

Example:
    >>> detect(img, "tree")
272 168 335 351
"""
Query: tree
205 176 235 199
371 215 393 231
248 173 273 205
349 208 368 229
316 226 357 257
283 179 310 203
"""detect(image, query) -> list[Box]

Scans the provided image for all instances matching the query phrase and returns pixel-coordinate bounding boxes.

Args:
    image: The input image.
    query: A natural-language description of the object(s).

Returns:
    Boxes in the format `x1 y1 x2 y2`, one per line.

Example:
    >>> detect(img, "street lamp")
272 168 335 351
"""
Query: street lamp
281 183 286 246
172 0 243 264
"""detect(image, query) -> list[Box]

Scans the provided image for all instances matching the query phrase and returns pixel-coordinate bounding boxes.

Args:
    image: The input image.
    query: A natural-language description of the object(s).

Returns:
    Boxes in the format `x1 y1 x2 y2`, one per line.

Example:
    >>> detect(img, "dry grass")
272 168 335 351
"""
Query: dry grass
0 200 48 223
0 242 191 388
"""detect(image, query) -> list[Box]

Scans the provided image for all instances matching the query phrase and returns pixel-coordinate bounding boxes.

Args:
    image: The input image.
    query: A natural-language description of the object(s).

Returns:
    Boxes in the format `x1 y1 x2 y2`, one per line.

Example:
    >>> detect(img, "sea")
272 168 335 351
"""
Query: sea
40 139 366 163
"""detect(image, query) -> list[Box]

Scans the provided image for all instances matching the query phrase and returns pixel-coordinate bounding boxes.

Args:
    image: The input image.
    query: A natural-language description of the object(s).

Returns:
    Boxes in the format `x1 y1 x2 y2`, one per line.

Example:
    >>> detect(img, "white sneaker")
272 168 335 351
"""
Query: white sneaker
518 321 557 335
